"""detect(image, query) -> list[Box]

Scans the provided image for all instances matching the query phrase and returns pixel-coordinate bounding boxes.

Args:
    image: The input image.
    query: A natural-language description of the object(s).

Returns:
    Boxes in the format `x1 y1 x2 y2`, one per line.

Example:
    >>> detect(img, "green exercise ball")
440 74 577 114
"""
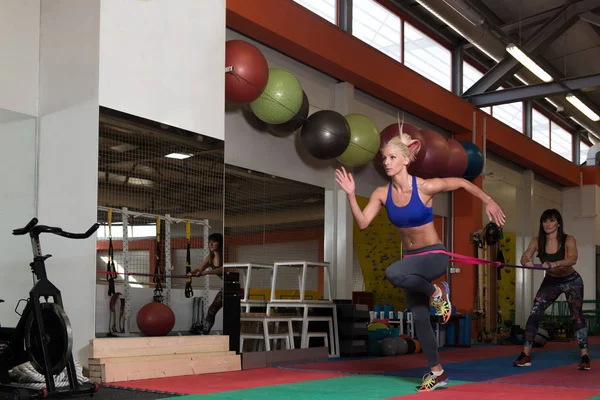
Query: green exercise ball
336 114 380 167
249 68 304 125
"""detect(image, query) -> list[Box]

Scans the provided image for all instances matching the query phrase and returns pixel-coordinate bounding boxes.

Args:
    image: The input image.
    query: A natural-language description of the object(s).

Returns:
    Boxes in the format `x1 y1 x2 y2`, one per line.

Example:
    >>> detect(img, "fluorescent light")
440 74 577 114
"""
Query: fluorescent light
566 94 600 122
569 116 587 127
506 43 553 83
165 153 193 159
416 0 498 61
545 97 562 110
515 74 529 85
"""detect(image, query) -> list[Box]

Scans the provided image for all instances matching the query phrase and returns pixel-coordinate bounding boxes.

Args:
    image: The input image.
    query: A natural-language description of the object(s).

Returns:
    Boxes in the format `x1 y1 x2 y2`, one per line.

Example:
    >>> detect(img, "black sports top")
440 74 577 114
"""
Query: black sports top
538 235 567 264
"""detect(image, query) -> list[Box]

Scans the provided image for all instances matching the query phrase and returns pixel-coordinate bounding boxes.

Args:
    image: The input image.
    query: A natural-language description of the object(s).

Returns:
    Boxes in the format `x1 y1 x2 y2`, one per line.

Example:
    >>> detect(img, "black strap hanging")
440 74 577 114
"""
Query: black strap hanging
106 208 117 296
153 216 163 303
185 220 194 298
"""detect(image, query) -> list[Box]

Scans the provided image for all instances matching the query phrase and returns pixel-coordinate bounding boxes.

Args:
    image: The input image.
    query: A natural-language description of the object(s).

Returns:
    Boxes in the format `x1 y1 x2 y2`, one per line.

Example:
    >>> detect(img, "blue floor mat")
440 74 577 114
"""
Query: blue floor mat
383 345 599 382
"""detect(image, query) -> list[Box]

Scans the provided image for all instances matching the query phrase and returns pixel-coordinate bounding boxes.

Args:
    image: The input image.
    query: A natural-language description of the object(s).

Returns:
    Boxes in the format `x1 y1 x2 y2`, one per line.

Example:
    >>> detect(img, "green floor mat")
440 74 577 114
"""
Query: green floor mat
162 375 470 400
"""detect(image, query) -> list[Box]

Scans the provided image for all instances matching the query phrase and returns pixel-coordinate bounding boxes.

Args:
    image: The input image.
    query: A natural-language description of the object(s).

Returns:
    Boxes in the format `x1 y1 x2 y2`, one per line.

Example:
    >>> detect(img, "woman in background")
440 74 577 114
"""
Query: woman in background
514 208 590 370
189 232 224 335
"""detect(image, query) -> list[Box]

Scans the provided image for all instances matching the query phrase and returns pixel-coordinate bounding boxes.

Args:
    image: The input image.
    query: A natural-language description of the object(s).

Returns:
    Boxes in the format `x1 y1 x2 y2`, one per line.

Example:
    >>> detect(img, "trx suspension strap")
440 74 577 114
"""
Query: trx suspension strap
185 220 194 298
153 216 163 303
106 208 117 296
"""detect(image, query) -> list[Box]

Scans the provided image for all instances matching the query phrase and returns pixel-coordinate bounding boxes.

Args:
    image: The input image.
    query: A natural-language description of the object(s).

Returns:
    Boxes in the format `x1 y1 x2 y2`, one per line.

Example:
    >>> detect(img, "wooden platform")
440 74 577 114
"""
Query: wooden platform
88 335 241 383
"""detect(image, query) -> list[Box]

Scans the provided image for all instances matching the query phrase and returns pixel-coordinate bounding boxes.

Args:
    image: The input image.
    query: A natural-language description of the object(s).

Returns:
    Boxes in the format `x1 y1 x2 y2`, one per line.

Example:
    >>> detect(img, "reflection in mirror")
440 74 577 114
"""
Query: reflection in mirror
223 164 325 352
94 107 225 338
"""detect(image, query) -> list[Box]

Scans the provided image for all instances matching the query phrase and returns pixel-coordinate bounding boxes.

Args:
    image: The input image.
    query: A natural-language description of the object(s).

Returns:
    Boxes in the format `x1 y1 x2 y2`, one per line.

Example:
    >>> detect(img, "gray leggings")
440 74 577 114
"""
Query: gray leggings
384 243 449 367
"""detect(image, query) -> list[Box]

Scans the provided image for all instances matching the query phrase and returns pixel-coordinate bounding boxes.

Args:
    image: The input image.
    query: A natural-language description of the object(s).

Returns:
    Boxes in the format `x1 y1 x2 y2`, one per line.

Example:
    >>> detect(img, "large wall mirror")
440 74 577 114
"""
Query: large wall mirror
222 164 326 352
94 107 225 337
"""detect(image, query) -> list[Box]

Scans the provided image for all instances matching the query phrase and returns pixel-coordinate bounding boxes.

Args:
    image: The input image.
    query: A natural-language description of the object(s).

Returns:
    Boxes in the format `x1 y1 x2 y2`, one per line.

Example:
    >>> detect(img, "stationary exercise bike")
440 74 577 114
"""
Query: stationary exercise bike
0 218 100 399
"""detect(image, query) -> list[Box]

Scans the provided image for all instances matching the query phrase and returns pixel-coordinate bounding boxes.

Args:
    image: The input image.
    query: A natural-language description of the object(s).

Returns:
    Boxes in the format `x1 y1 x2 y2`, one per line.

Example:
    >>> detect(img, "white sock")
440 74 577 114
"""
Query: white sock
432 369 444 376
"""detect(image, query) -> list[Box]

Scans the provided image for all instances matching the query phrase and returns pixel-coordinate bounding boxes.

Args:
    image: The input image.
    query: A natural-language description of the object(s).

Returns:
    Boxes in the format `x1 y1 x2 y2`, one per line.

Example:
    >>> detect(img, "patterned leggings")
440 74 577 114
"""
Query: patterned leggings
205 289 223 329
525 271 588 349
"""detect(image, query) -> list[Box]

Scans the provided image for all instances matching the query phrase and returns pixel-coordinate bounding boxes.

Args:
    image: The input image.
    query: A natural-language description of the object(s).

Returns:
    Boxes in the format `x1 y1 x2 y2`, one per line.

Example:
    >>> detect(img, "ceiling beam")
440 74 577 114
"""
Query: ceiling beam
465 73 600 106
463 0 600 97
499 7 564 34
580 11 600 27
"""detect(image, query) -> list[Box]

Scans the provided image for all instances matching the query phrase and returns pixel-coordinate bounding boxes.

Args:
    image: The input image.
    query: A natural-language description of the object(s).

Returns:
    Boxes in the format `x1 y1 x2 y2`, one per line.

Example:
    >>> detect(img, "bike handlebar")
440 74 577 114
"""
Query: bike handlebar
12 218 100 239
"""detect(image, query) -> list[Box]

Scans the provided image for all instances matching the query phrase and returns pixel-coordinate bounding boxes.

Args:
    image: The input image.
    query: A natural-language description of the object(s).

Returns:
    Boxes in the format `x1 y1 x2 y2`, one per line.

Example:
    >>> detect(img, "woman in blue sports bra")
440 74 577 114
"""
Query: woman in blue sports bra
336 132 505 393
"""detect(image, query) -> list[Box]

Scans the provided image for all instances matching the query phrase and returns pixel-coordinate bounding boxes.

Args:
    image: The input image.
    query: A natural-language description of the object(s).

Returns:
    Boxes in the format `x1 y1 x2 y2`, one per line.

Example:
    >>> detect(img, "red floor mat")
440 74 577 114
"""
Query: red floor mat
387 382 600 400
102 367 343 395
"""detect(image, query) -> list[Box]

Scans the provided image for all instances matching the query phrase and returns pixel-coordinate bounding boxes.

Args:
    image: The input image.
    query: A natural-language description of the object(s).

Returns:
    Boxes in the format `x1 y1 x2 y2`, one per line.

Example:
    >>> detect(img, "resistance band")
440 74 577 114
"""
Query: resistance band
404 249 548 271
106 208 117 296
185 220 194 298
153 216 163 303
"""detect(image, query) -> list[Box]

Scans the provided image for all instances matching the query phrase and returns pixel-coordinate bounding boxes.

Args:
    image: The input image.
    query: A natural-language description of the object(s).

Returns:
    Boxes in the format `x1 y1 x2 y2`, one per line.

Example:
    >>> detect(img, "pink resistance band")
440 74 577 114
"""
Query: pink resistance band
403 249 548 271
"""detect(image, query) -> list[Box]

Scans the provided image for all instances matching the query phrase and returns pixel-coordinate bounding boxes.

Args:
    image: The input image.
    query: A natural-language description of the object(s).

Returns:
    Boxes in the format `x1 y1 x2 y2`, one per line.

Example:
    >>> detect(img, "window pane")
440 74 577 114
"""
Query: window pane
404 22 451 91
293 0 337 24
494 101 523 133
532 109 550 148
580 140 591 165
550 122 573 161
463 61 483 94
352 0 401 62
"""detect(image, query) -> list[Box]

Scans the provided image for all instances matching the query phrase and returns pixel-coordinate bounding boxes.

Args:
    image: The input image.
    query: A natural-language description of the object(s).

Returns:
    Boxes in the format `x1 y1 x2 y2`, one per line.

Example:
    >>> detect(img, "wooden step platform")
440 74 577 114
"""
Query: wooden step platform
88 335 241 383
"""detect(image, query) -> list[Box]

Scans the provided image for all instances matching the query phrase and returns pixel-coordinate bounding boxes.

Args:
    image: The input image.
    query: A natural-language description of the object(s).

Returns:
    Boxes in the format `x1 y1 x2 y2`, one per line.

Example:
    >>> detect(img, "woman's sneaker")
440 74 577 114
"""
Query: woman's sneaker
513 352 531 367
431 282 451 324
578 355 591 370
415 371 449 393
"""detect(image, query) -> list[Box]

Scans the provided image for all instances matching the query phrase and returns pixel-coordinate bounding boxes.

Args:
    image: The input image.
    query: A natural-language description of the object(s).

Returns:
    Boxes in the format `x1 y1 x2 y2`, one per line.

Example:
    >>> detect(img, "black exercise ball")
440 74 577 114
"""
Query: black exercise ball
267 91 310 137
300 110 351 160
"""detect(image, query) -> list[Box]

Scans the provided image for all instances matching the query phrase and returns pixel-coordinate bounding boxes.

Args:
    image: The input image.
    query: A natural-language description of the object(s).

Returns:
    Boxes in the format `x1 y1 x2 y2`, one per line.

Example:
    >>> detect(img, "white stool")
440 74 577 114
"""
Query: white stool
240 333 292 352
307 332 329 349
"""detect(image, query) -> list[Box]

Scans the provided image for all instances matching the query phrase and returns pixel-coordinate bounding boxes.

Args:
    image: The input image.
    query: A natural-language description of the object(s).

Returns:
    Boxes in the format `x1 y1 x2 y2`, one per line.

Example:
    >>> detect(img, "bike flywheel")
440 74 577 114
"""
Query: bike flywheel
25 302 73 375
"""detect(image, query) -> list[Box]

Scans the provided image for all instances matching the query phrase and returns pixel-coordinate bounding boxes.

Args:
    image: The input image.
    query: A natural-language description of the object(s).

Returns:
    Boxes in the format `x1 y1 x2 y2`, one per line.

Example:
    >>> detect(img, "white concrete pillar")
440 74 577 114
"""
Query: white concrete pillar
0 0 101 367
323 82 356 300
36 0 101 365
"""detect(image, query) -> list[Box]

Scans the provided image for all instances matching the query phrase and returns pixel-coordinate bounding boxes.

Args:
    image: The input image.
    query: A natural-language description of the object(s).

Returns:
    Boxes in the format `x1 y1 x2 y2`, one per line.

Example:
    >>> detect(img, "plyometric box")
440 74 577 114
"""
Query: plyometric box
88 335 241 383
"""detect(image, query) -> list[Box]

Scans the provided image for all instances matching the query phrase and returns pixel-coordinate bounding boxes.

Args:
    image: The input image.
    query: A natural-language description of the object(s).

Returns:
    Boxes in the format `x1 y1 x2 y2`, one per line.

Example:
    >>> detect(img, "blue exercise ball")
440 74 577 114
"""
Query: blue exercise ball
459 140 484 180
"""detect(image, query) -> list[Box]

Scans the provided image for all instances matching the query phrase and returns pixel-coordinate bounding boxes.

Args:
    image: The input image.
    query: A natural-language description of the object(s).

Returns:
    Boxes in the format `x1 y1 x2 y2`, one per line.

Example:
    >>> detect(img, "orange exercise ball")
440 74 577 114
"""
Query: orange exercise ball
136 302 176 336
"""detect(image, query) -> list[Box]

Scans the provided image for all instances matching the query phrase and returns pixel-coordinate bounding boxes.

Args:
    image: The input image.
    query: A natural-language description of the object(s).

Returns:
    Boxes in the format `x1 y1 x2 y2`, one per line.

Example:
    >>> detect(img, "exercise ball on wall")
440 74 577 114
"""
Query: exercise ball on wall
459 140 484 180
301 110 351 160
136 302 176 337
374 123 424 175
266 91 310 137
250 68 304 125
408 129 449 179
336 114 381 167
445 138 468 178
225 40 269 104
